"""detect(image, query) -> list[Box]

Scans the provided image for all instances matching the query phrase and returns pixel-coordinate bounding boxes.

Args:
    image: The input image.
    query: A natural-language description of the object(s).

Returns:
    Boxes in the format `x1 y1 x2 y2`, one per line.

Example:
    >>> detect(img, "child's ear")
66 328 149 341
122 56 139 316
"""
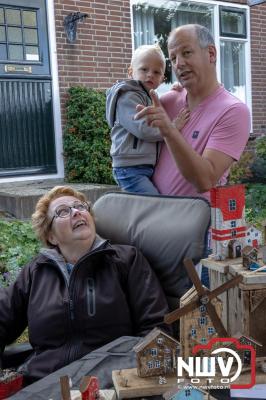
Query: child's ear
128 65 133 78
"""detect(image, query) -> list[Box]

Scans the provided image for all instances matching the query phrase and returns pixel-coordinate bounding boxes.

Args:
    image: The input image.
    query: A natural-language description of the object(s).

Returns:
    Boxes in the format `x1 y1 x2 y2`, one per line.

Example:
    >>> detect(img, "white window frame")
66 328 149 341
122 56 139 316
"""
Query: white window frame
229 199 237 211
130 0 252 123
150 348 158 356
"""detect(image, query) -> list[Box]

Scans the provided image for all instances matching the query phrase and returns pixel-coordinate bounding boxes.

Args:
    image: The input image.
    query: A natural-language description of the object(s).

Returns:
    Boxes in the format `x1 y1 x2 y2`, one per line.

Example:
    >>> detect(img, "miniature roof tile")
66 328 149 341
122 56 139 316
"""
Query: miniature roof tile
133 328 179 352
242 245 258 256
233 332 263 347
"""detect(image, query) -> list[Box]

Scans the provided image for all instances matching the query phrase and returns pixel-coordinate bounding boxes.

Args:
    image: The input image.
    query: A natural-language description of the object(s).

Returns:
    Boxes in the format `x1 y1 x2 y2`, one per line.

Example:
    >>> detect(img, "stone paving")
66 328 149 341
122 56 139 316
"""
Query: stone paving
0 179 118 219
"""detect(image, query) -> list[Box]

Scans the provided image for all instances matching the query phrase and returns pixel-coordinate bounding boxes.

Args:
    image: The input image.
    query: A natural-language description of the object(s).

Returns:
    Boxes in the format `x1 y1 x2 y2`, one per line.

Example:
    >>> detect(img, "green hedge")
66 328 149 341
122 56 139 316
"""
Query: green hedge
64 86 114 184
0 220 40 287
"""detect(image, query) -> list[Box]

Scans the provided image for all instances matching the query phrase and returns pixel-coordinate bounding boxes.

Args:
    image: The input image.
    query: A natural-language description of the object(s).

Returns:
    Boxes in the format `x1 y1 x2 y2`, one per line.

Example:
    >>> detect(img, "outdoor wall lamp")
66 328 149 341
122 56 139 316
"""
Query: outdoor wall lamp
64 12 88 43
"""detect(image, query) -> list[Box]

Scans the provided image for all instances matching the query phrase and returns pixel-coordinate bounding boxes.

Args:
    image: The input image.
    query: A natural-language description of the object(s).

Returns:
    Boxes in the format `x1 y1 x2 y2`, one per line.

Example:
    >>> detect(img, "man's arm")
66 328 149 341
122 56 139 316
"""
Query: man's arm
135 89 249 193
162 130 234 193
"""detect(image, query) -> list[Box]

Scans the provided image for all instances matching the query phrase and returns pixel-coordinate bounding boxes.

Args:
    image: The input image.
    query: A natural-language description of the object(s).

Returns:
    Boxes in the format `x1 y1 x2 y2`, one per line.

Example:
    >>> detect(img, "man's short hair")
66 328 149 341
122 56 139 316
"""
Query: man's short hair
168 24 215 49
194 24 215 48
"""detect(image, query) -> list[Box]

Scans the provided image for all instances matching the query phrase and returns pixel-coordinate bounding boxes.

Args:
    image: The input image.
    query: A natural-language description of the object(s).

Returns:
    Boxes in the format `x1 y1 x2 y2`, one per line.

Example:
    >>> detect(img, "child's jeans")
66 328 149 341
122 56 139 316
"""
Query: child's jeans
113 165 160 195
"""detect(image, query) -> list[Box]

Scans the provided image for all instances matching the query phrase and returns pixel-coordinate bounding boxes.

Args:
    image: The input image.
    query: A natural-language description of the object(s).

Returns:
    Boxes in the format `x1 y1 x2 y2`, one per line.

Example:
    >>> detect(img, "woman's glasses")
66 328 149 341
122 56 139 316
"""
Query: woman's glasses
49 201 91 227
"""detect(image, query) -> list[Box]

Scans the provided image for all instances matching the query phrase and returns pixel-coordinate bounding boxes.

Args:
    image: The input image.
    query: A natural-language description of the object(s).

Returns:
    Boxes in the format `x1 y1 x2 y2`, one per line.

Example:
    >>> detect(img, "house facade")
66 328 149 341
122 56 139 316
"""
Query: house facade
210 184 246 259
0 0 265 182
133 328 179 377
180 286 223 359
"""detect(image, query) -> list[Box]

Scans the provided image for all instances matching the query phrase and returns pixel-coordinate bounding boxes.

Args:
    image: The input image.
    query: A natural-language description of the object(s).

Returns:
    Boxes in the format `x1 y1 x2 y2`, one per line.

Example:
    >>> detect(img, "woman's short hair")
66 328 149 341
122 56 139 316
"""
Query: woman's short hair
32 185 87 247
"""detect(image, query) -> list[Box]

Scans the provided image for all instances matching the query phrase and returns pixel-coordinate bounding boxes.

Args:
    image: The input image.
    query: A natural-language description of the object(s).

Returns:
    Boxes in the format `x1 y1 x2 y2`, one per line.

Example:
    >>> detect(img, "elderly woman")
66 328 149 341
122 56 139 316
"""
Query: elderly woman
0 186 170 384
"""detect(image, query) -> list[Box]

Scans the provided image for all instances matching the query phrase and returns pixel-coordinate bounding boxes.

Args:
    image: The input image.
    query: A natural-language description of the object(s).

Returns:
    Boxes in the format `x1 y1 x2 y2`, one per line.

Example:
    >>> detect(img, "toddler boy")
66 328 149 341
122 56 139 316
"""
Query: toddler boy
106 44 188 194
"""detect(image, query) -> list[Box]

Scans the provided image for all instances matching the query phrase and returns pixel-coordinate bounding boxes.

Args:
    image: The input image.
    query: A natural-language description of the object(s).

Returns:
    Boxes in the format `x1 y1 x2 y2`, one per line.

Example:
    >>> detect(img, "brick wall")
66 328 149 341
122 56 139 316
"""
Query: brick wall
54 0 266 136
54 0 132 122
250 2 266 136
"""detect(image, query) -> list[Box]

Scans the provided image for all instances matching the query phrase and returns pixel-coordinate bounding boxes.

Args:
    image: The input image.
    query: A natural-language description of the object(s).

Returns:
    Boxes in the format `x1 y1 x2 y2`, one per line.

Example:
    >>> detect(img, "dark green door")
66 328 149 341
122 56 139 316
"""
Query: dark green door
0 0 56 177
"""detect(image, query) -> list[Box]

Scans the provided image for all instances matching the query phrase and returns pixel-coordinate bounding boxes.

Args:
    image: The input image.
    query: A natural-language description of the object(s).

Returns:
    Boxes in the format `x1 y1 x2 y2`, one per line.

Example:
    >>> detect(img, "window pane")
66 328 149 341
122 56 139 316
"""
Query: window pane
0 8 4 24
25 45 39 61
220 40 246 102
172 2 213 31
8 27 22 42
22 10 37 27
9 44 23 60
24 28 38 44
0 43 7 59
6 8 21 25
0 26 6 41
132 0 214 89
220 7 246 37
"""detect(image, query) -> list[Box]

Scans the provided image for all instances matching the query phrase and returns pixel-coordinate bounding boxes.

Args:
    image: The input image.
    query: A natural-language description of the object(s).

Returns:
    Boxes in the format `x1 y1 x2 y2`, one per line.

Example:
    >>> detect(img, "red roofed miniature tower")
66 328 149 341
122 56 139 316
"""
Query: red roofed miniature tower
210 185 246 260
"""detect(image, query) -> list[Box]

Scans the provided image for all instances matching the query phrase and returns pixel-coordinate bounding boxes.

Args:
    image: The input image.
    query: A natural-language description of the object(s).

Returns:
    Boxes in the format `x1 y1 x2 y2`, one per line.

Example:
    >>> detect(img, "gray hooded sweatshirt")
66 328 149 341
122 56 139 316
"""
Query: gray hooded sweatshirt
106 79 163 167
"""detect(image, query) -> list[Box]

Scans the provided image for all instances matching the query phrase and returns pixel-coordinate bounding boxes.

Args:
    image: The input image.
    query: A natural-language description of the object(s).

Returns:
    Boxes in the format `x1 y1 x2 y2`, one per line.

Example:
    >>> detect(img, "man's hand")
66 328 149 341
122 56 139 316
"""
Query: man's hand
134 89 175 137
173 108 190 131
171 82 183 92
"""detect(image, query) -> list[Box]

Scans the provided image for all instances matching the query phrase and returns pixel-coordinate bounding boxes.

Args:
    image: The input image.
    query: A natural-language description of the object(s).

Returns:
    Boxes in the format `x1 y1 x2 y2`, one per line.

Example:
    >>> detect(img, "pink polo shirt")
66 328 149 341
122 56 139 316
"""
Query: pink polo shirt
152 86 250 200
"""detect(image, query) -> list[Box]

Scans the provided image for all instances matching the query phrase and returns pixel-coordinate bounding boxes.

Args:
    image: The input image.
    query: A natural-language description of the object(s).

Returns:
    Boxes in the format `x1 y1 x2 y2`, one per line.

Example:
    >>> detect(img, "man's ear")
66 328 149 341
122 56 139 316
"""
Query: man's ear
208 45 216 64
128 65 133 78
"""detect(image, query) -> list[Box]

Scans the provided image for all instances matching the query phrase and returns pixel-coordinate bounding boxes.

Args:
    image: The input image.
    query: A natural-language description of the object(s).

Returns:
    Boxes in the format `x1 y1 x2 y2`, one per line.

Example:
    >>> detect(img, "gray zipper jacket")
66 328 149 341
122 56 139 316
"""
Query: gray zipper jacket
106 80 163 167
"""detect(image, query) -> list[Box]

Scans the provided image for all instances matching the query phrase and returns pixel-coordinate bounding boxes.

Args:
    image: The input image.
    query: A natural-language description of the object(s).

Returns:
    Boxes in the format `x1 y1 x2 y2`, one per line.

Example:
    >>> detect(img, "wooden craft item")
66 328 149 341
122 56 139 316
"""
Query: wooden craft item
112 368 177 399
164 258 242 337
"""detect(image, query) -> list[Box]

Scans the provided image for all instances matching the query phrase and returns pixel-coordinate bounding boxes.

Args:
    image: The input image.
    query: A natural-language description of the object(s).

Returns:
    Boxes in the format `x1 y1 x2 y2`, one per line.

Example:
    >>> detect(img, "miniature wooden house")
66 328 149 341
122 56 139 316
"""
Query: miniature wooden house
80 376 99 400
245 225 263 248
233 333 262 365
133 328 179 378
202 258 266 357
242 245 259 270
180 287 223 359
210 185 246 260
164 385 213 400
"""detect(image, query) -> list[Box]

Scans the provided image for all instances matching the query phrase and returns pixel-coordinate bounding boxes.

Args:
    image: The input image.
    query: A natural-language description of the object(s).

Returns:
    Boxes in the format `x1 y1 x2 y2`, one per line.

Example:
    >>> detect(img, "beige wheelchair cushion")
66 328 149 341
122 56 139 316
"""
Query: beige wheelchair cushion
93 192 210 308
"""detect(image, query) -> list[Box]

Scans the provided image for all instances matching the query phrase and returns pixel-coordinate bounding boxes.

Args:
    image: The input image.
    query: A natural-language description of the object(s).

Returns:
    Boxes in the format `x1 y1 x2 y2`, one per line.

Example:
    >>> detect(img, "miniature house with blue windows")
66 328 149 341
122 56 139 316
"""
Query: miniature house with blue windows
180 287 222 359
133 328 179 378
245 224 263 248
164 385 213 400
210 185 246 260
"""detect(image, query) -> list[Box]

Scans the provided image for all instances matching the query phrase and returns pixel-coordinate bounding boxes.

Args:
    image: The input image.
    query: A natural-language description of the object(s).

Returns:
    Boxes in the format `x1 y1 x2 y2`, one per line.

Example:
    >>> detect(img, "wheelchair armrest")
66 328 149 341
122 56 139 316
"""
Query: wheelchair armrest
2 343 33 369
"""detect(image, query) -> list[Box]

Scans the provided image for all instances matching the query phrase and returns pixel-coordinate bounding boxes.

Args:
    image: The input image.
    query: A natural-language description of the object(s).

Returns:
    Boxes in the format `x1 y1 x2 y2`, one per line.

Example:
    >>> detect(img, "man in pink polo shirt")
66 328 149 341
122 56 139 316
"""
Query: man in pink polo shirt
135 24 250 200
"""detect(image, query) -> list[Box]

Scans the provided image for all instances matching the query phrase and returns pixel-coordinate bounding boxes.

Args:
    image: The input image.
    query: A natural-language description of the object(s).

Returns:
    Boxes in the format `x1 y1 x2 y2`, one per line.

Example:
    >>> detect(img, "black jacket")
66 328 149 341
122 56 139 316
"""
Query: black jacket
0 237 170 382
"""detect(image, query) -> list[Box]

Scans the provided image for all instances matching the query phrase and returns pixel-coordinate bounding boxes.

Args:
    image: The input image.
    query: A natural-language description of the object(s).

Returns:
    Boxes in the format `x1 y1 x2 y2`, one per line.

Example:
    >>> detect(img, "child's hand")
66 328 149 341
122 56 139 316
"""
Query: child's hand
171 82 183 92
173 108 190 130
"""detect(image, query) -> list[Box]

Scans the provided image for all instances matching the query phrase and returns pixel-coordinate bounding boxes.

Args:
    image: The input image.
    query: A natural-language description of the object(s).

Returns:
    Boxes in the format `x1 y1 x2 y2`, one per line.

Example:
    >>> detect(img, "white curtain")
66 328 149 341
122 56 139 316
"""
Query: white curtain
221 41 246 102
133 7 155 48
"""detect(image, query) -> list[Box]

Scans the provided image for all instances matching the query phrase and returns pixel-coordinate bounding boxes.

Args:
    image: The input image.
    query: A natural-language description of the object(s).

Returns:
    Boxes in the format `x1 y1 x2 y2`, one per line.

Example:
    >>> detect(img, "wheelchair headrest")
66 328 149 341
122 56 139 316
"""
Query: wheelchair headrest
93 192 210 306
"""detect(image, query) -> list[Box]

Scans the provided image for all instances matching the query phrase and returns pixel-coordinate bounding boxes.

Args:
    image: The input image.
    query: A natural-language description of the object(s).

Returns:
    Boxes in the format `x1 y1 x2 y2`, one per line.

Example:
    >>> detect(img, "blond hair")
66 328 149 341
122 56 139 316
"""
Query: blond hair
131 44 166 69
32 186 88 247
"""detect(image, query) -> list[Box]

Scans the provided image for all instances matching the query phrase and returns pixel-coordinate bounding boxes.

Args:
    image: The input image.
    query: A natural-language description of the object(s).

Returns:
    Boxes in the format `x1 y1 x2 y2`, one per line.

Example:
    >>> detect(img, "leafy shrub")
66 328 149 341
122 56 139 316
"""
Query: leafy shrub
0 220 40 287
251 136 266 183
245 183 266 227
228 151 254 184
64 86 114 184
255 136 266 158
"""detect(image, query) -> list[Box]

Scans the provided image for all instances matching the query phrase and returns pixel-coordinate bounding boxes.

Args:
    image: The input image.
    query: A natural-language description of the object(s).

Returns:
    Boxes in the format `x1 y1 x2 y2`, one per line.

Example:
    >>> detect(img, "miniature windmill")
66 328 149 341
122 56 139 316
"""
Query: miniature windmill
164 258 243 338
